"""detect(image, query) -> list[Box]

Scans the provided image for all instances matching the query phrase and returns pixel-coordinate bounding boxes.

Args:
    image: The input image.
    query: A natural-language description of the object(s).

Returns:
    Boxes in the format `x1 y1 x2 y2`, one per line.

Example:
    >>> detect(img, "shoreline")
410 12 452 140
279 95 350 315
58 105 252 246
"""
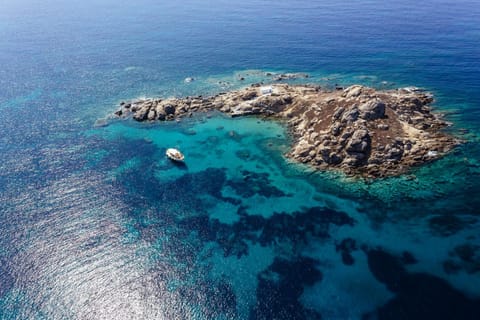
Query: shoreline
113 83 461 178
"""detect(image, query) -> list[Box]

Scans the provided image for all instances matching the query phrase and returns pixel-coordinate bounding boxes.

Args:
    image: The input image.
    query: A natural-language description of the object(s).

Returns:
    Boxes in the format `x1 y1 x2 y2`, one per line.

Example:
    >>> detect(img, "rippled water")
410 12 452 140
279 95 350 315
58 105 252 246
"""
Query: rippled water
1 0 480 319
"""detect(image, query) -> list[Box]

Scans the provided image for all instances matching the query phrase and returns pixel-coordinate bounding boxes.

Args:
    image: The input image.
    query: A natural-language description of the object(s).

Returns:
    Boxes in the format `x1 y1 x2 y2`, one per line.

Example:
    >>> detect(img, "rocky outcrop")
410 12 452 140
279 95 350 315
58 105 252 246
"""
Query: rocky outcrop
114 83 461 178
358 99 385 120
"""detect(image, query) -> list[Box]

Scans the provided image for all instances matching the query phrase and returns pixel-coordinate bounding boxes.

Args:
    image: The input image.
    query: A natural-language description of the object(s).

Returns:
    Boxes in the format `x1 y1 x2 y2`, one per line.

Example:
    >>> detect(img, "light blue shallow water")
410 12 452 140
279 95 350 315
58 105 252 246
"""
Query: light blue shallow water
1 0 480 319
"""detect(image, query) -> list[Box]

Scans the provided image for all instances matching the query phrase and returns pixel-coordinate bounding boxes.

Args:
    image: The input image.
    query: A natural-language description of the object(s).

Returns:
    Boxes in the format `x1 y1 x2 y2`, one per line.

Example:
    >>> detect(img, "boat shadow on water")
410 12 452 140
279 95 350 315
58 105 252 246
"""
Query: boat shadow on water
170 160 188 170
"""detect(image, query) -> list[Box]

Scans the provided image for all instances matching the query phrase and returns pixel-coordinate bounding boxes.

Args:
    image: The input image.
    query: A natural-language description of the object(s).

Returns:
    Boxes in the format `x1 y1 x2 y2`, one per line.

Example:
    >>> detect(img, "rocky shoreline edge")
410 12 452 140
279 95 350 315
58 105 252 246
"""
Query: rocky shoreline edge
113 83 461 178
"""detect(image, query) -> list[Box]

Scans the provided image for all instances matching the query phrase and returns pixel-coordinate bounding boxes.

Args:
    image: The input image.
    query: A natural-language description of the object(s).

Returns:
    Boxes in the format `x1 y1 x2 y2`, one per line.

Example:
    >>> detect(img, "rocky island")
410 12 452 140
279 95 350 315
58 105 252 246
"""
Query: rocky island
114 83 461 178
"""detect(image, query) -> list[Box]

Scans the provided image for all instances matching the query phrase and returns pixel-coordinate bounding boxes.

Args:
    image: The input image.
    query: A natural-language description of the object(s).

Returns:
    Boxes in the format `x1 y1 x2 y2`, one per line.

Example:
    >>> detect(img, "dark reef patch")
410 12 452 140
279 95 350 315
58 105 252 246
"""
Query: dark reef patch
112 162 355 318
235 149 251 160
226 170 287 198
179 206 354 258
250 256 323 320
254 207 355 247
400 251 418 265
364 248 480 320
428 214 476 236
443 243 480 275
335 238 358 265
116 166 239 214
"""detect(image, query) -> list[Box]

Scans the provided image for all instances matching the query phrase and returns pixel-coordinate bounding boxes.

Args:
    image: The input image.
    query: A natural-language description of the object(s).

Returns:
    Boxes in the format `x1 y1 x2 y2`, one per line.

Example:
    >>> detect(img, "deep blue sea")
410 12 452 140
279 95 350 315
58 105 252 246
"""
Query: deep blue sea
1 0 480 319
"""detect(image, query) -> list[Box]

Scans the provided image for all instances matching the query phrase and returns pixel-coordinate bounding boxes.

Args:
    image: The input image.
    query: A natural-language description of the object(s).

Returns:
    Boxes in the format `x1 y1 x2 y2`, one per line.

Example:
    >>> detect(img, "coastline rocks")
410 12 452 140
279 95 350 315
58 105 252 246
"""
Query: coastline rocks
114 83 461 178
343 85 364 98
133 105 149 121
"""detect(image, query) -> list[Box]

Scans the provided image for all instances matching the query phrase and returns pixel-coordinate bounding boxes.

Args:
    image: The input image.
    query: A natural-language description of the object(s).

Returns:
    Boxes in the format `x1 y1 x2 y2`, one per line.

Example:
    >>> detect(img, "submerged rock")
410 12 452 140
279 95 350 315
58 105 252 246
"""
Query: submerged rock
114 83 461 178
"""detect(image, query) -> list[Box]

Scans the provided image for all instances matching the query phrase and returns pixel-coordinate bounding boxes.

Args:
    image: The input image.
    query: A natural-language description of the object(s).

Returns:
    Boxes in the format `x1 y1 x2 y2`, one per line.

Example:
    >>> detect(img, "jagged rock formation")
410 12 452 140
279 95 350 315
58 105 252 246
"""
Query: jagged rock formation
114 84 460 178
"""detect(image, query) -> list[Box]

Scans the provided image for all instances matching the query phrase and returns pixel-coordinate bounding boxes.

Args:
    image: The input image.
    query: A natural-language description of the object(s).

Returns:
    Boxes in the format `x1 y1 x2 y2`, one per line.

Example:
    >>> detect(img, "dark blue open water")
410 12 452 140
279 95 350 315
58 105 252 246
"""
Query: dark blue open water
1 0 480 319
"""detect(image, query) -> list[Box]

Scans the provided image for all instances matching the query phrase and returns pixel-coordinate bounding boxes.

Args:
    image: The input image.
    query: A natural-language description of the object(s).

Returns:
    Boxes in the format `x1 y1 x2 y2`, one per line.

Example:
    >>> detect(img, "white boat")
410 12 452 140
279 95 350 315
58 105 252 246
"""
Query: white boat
166 148 185 162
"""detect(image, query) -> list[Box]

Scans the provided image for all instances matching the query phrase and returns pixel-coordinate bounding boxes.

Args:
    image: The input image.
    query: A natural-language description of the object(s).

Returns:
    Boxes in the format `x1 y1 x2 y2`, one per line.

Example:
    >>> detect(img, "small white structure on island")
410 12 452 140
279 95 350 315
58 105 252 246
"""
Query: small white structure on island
260 86 273 95
427 150 438 157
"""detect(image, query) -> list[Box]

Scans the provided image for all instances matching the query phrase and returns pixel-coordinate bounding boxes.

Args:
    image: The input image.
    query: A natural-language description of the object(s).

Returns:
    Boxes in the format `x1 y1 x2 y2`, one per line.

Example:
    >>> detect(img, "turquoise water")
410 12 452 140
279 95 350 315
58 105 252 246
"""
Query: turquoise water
1 0 480 319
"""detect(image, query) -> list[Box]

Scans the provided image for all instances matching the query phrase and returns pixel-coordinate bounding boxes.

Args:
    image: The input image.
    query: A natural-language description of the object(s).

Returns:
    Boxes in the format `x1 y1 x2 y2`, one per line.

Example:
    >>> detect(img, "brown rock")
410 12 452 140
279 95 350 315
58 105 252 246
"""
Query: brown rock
346 129 371 153
241 91 257 100
341 108 359 123
133 106 149 121
358 99 386 120
332 107 345 120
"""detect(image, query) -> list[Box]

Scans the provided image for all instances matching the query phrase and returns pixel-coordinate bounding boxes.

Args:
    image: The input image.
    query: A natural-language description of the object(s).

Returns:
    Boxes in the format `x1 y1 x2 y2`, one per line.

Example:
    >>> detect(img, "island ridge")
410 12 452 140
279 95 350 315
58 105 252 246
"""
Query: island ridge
114 83 460 178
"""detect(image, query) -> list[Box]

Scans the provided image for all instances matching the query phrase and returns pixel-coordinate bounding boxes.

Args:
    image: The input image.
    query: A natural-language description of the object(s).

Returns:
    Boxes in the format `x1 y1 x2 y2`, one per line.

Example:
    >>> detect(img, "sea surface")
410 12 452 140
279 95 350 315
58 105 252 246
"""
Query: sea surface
1 0 480 319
